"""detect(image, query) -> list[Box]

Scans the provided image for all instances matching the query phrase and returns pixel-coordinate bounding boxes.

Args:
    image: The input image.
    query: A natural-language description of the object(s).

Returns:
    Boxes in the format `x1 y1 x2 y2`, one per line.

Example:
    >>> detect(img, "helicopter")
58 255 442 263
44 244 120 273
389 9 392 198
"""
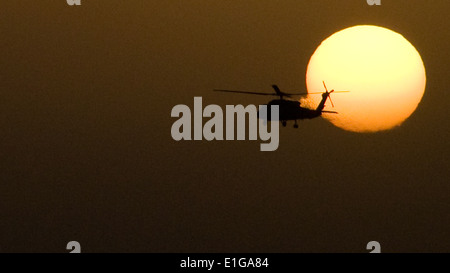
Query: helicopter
214 81 349 128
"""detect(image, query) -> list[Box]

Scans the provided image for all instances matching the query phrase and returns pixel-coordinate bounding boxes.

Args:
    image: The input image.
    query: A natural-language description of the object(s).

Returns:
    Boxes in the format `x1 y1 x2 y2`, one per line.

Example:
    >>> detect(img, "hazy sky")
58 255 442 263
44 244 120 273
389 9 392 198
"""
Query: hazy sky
1 0 449 252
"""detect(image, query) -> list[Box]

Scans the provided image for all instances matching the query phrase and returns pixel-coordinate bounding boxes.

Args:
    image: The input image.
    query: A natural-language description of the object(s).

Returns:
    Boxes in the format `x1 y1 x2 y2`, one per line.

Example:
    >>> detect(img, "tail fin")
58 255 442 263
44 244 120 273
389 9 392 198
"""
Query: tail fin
315 92 329 114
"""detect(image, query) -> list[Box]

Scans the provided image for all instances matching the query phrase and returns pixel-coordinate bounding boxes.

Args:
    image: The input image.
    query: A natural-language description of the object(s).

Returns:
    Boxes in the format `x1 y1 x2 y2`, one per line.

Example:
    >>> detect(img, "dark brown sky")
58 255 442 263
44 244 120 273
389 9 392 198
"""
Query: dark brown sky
1 0 449 252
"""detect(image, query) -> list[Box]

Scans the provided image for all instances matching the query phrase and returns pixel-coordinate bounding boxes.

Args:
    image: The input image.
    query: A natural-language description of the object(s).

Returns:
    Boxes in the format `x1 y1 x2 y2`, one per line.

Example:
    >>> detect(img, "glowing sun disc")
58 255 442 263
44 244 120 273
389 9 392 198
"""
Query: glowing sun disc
305 25 426 132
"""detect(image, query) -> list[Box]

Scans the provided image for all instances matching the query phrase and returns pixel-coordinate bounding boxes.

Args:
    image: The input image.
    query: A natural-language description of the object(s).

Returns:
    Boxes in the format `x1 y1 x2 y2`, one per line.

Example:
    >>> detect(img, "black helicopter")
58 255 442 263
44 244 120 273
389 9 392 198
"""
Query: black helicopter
214 81 349 128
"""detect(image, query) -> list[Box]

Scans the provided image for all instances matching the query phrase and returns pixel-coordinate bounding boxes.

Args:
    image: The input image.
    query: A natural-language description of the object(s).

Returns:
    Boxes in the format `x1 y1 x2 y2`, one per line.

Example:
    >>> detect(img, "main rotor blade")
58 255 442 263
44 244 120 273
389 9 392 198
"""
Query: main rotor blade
271 85 310 96
214 89 310 97
290 91 350 95
213 89 276 96
282 92 310 96
305 92 326 94
278 90 349 96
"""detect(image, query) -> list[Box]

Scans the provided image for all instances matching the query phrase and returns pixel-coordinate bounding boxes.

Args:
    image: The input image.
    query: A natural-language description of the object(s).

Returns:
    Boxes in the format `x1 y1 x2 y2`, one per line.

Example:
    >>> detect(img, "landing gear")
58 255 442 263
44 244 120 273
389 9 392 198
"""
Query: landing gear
293 120 299 129
282 121 287 127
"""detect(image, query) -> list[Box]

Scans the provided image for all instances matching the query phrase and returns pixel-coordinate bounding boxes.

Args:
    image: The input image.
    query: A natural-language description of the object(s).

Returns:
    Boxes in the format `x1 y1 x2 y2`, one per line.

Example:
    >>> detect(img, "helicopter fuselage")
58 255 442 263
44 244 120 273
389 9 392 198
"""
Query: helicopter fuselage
215 82 344 128
261 99 322 121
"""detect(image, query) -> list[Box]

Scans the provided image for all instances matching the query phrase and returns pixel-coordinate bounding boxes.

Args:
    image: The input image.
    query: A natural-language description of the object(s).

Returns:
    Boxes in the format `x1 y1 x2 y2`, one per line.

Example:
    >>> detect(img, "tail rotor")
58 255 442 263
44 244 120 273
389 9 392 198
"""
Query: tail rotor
322 81 336 107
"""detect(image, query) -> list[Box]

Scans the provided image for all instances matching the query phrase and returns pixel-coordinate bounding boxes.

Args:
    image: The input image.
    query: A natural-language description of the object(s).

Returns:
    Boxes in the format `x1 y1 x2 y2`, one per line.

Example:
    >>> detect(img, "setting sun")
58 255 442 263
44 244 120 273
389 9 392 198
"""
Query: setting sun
305 25 426 132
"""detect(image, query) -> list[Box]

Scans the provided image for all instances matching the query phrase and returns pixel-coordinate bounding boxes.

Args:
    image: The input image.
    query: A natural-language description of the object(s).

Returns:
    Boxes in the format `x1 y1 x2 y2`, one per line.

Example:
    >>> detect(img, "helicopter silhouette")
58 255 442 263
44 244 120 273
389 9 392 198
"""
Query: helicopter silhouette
214 81 349 128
